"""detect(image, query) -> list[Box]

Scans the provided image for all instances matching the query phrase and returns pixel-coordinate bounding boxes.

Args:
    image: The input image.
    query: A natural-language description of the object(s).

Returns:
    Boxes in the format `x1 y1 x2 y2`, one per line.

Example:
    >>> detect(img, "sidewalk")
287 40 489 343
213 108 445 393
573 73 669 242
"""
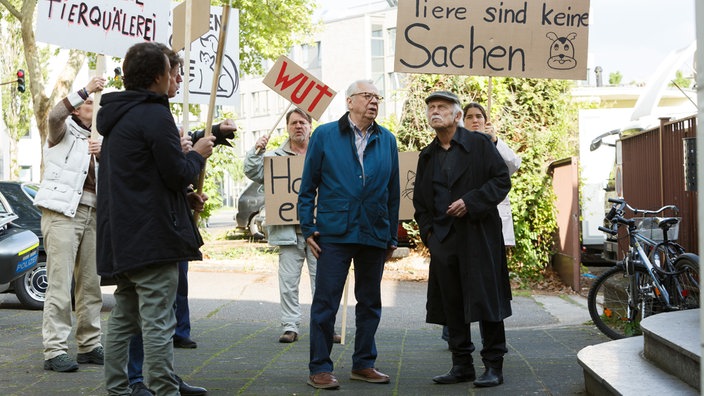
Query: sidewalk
0 266 609 395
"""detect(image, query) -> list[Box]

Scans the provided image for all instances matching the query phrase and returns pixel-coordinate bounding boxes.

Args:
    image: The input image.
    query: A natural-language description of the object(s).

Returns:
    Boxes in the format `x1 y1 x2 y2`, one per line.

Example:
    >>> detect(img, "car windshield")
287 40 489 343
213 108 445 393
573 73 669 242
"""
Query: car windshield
0 196 10 215
22 183 38 198
0 183 40 222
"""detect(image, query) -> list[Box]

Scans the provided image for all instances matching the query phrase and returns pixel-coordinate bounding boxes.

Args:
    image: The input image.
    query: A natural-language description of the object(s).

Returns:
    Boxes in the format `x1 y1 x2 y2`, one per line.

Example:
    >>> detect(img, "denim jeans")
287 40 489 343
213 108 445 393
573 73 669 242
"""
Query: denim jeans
308 242 385 374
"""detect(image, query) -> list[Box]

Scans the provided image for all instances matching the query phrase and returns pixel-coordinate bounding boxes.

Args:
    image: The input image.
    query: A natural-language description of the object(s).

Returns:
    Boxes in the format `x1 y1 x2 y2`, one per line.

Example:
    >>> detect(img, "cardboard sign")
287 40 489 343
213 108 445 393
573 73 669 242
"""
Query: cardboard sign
262 153 418 226
398 151 419 221
171 0 211 52
263 155 305 226
36 0 170 57
169 5 240 106
394 0 590 80
262 56 336 120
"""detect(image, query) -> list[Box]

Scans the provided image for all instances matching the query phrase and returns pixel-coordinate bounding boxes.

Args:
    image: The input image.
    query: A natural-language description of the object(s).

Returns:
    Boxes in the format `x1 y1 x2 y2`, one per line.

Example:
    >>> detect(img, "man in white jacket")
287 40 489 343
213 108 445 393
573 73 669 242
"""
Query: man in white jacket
34 76 106 372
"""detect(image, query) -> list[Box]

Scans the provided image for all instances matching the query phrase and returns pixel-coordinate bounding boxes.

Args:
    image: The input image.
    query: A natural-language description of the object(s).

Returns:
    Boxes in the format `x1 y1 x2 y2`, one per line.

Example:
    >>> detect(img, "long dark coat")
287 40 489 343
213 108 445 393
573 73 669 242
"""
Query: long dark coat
413 127 512 324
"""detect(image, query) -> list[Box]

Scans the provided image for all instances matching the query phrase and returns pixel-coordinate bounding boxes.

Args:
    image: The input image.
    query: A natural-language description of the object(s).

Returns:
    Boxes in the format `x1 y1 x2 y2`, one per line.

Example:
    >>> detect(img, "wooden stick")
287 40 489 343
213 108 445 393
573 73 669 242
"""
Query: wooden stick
182 0 193 133
340 269 351 345
90 55 106 139
256 103 293 154
487 77 493 120
194 4 231 223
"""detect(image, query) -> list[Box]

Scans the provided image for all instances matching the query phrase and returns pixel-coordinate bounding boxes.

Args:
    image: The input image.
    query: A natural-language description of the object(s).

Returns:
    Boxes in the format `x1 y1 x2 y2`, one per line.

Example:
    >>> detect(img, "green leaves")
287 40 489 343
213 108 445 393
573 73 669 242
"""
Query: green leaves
215 0 318 75
397 74 579 281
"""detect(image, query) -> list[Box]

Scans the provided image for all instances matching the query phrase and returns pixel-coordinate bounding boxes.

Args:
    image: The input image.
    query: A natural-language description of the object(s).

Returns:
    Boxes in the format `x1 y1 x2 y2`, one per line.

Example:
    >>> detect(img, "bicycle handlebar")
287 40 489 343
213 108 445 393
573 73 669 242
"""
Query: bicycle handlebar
605 198 679 218
598 225 618 235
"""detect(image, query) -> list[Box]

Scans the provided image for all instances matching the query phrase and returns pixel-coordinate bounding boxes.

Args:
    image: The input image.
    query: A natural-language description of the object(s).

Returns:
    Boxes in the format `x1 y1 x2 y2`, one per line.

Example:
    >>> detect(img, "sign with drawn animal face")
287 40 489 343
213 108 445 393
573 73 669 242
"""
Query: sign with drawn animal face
394 0 590 80
169 5 240 106
36 0 170 57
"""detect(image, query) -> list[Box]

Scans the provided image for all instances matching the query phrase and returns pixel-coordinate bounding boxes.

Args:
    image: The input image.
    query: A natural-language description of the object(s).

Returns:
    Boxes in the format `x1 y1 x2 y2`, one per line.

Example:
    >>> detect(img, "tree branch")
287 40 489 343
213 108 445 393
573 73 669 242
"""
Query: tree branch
0 0 22 21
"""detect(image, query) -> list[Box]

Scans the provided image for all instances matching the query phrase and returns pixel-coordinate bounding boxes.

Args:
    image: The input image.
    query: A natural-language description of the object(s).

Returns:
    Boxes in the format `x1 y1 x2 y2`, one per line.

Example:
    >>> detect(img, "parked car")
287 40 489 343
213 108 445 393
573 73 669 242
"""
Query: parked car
0 181 46 309
0 185 41 309
235 182 266 240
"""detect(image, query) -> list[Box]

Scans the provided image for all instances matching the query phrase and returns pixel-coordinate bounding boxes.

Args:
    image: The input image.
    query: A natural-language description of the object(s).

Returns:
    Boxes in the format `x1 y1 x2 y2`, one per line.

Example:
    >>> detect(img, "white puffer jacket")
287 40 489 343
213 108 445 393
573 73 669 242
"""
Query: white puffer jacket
34 92 93 217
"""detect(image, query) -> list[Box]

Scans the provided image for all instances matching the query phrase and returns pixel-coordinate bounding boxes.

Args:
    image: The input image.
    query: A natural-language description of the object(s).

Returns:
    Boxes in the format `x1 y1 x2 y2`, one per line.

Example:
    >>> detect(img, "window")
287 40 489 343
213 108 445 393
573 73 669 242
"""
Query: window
252 91 267 115
371 24 386 109
387 28 396 56
301 42 321 70
19 166 32 182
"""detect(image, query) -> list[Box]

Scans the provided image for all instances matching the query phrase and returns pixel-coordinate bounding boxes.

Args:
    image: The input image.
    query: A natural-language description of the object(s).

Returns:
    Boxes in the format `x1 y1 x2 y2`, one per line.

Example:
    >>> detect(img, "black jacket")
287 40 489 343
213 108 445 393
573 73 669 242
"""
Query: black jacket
96 89 205 277
414 127 512 323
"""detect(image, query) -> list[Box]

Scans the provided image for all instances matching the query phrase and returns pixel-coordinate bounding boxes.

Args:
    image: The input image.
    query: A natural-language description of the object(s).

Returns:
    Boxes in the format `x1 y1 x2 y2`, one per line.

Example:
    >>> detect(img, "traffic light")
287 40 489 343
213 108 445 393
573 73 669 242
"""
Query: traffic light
16 69 25 93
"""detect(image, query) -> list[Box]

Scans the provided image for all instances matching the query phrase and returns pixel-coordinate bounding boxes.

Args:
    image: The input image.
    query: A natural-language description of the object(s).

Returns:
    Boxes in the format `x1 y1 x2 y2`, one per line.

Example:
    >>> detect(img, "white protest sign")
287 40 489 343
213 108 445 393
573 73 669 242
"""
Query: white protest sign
262 56 336 120
169 5 240 107
395 0 590 80
36 0 170 57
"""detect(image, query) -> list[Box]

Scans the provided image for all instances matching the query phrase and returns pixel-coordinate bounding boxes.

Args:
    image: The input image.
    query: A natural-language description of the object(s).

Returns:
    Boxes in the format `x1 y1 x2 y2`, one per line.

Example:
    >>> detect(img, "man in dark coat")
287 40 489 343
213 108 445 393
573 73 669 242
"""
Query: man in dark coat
96 42 214 396
413 90 511 388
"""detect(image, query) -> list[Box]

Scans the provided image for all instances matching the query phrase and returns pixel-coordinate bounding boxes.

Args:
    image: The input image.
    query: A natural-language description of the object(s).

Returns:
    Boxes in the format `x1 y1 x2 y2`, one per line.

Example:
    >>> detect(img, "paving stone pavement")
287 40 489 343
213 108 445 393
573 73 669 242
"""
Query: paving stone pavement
0 267 609 396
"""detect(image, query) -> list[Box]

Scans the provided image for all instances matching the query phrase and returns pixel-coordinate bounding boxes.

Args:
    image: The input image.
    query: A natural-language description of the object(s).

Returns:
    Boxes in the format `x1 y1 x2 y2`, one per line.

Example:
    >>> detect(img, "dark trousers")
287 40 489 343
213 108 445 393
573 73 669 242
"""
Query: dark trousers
309 242 386 374
174 261 191 341
430 232 507 368
128 261 191 385
446 321 506 368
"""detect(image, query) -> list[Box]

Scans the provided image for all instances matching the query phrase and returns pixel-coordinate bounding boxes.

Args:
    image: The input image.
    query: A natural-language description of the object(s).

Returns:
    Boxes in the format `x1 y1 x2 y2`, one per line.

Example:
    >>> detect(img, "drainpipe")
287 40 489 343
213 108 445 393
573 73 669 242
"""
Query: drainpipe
595 66 603 87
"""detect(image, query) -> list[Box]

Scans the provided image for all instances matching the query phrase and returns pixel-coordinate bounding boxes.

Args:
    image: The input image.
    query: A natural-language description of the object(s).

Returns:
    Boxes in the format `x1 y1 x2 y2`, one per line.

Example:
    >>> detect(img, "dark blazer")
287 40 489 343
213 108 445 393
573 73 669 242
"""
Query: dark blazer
413 127 512 323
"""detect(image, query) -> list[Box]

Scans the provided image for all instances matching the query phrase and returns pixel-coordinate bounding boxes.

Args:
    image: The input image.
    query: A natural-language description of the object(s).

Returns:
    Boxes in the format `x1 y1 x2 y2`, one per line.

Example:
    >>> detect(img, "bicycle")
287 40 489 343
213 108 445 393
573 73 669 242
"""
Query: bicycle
587 197 699 339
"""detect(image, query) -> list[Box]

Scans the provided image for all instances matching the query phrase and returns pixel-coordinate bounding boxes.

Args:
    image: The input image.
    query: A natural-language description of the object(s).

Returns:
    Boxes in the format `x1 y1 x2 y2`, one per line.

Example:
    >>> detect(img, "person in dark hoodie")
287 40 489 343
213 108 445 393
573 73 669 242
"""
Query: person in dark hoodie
96 42 214 396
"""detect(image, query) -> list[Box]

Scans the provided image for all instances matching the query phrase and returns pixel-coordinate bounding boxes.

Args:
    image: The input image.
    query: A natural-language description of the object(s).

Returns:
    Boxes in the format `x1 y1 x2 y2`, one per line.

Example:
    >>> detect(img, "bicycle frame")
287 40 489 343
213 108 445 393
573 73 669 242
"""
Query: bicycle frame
628 237 671 306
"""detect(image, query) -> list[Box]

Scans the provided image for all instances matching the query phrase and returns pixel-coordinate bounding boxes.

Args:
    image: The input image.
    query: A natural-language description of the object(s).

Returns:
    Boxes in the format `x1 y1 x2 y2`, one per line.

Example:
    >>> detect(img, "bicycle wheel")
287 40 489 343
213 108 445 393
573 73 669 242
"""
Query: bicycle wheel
672 254 699 309
587 264 655 339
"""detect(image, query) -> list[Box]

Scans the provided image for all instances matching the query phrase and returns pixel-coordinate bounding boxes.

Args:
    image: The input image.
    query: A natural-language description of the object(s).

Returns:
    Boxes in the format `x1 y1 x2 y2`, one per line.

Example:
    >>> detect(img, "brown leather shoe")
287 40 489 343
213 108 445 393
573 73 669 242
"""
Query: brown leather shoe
307 372 340 389
333 333 342 344
350 367 390 383
279 331 298 343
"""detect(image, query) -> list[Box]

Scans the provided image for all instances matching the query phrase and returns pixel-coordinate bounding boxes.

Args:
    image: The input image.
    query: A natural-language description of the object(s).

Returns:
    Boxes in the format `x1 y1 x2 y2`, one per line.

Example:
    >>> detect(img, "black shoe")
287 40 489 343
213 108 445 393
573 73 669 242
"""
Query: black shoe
77 346 104 365
174 337 198 349
432 365 476 384
129 381 155 396
473 367 503 387
43 353 79 372
176 374 208 396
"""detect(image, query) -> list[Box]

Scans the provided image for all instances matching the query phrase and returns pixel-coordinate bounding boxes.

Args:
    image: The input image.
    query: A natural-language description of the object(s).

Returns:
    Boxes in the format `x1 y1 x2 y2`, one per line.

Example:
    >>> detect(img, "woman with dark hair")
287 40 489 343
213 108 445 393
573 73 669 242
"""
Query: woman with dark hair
462 102 521 246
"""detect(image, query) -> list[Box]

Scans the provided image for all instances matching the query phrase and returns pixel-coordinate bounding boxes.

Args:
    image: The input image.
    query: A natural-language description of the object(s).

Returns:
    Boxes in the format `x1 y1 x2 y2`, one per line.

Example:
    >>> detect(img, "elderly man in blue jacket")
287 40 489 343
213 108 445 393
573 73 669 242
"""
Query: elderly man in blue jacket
298 79 400 390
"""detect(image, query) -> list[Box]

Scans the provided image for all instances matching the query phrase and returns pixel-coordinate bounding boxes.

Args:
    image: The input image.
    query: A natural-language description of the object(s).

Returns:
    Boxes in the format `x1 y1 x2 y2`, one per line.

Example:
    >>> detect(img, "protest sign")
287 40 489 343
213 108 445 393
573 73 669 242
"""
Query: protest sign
171 0 210 52
36 0 170 57
262 56 336 120
395 0 590 80
169 5 240 106
262 153 417 226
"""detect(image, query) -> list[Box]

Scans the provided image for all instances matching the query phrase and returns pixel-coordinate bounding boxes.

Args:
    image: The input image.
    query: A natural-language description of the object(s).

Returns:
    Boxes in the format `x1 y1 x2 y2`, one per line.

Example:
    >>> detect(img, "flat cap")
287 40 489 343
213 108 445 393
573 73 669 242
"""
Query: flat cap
424 90 461 106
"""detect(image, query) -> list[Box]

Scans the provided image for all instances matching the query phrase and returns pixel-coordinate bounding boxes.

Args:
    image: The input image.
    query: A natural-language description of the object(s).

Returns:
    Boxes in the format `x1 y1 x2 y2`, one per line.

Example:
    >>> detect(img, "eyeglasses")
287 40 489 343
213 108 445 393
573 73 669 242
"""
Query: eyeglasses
350 92 384 102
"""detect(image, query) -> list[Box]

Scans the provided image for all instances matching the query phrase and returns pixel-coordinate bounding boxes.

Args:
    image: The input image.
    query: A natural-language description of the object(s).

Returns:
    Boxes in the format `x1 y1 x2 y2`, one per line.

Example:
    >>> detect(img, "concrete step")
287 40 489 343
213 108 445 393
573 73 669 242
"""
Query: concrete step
641 309 700 390
578 309 701 395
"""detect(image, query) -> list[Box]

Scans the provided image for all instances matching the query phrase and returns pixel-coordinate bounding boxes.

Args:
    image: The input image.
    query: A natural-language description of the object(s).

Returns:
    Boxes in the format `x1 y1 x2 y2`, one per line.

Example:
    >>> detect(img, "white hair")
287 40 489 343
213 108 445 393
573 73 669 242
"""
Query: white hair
346 79 375 98
426 102 464 127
